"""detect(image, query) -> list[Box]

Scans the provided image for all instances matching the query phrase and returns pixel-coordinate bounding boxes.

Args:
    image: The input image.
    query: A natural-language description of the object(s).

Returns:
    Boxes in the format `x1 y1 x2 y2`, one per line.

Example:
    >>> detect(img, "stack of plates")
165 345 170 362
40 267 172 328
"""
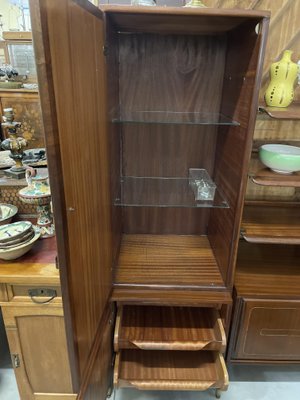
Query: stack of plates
0 221 41 260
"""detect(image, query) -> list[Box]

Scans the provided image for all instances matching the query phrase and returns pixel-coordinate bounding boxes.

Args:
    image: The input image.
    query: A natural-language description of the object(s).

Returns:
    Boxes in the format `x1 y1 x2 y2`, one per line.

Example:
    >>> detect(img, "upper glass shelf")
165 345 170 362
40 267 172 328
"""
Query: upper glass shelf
112 111 240 126
114 176 229 208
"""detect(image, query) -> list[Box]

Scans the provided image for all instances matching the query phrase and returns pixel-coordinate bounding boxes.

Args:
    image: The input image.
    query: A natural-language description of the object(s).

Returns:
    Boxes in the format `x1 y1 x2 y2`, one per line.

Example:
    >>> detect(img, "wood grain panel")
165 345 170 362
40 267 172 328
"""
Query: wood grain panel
102 5 269 35
30 0 115 389
112 287 232 306
114 350 228 391
115 305 226 352
241 204 300 244
233 299 300 361
0 237 59 286
114 234 225 288
251 169 300 187
208 17 269 288
235 241 300 298
2 305 74 397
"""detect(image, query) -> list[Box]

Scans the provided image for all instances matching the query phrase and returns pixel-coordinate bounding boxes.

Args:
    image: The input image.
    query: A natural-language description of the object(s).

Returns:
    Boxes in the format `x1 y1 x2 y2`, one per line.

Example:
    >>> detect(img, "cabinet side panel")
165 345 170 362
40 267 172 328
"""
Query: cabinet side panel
208 18 269 286
30 0 115 386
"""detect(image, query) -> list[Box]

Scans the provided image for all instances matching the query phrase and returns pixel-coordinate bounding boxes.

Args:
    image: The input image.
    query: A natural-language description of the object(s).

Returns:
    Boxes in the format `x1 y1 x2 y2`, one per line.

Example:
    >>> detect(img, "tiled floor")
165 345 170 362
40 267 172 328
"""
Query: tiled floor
1 312 299 400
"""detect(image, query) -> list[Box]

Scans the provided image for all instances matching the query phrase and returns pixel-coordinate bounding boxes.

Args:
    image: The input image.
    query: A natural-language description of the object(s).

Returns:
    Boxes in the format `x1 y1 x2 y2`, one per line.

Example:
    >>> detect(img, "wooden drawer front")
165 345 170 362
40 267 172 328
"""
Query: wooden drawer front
7 285 62 303
234 300 300 360
114 306 226 352
114 350 228 391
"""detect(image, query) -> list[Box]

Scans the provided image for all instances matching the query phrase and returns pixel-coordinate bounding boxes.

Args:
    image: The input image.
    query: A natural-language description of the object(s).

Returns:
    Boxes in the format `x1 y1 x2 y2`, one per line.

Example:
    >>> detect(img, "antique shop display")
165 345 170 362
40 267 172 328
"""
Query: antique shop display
259 144 300 174
1 107 27 178
0 203 18 225
19 169 55 238
0 64 22 88
265 50 298 108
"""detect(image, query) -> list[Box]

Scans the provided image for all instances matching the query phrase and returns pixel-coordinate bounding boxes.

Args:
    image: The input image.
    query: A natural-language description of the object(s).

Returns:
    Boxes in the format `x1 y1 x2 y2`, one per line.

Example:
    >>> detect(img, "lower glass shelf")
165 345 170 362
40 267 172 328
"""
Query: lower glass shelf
115 176 229 208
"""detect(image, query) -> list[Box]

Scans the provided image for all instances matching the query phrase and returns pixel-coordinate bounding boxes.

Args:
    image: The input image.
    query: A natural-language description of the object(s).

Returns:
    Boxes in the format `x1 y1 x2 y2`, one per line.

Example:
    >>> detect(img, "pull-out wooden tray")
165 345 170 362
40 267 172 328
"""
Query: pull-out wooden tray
114 306 226 352
114 350 228 391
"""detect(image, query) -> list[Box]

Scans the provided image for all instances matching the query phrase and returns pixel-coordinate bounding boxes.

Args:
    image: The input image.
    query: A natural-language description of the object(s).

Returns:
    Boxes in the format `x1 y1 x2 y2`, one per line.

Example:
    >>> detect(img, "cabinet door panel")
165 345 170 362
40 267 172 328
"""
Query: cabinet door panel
233 299 300 361
2 305 74 399
30 0 114 396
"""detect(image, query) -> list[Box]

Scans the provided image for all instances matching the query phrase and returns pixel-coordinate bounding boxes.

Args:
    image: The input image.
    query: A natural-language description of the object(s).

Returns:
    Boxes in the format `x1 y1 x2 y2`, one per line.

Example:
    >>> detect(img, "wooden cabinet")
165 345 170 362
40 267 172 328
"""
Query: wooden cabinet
229 99 300 363
0 238 77 399
2 304 76 399
232 299 300 361
29 1 269 398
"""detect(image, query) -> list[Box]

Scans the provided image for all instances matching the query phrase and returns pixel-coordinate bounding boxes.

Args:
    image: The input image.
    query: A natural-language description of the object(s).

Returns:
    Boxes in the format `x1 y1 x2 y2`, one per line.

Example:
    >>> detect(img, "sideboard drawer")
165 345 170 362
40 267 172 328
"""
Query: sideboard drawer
7 285 62 304
233 299 300 361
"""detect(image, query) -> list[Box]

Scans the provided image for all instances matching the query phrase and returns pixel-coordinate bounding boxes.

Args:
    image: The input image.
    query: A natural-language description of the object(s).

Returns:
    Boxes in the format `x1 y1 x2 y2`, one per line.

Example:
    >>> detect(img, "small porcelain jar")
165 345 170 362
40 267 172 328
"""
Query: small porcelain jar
19 169 55 238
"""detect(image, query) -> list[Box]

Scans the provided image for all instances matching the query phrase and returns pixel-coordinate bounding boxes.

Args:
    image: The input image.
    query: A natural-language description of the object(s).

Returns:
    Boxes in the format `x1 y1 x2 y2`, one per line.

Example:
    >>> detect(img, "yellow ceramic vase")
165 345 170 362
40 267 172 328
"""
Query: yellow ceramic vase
265 50 298 108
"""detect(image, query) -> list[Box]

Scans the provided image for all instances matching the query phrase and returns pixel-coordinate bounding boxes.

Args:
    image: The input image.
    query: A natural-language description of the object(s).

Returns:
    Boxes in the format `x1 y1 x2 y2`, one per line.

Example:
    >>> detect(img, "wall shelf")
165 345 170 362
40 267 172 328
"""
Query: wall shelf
241 205 300 245
259 103 300 120
115 176 229 208
249 168 300 187
235 242 300 298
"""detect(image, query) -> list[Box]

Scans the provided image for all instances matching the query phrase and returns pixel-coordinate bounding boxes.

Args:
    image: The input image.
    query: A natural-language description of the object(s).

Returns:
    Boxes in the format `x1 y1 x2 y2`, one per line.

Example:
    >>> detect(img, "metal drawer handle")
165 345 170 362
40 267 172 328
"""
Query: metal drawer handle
28 288 57 304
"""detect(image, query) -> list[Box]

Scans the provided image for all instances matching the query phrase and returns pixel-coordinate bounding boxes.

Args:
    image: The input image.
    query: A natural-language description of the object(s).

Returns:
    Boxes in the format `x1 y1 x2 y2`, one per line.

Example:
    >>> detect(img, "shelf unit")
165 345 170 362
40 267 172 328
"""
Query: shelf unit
230 102 300 363
259 102 300 120
250 168 300 187
30 1 270 397
241 204 300 244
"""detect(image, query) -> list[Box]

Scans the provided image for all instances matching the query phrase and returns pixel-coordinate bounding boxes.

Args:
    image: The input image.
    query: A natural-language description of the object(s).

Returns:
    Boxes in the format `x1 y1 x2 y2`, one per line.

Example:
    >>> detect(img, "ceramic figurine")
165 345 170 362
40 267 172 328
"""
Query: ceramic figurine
19 169 55 238
265 50 298 108
1 108 27 178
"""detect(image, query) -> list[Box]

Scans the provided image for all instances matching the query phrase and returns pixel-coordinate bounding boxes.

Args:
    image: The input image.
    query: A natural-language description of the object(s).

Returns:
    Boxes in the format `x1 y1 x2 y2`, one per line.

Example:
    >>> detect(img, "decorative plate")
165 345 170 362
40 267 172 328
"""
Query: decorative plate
0 221 33 243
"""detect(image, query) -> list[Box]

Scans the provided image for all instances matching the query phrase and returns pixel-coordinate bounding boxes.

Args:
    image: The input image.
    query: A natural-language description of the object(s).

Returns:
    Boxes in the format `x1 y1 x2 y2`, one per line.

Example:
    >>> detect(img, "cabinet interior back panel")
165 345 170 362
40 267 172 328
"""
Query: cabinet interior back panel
118 33 227 234
119 33 226 113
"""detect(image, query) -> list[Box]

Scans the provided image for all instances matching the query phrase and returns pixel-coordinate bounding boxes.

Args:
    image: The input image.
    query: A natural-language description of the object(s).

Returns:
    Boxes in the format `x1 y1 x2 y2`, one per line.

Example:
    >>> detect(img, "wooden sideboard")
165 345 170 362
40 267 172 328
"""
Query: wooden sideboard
0 238 77 399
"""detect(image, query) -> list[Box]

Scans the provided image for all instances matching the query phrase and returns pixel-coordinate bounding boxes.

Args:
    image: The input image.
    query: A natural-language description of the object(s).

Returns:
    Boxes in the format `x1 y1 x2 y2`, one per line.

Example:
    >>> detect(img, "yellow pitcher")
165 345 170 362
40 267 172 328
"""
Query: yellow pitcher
265 50 298 108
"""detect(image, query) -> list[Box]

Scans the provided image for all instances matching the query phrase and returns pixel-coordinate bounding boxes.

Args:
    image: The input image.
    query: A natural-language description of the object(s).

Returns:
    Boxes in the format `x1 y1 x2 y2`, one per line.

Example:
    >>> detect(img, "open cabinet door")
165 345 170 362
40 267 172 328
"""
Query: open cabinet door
29 1 114 399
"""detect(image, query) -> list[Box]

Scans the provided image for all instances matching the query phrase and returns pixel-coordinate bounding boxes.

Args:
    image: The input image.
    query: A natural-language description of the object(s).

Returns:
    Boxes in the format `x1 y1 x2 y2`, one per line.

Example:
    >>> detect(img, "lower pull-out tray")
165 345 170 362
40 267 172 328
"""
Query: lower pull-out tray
114 350 229 391
114 306 226 352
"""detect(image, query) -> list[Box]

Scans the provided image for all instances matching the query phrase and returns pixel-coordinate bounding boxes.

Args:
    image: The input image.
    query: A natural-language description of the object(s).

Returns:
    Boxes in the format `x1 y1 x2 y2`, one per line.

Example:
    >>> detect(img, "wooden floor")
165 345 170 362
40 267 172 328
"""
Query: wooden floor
113 235 225 289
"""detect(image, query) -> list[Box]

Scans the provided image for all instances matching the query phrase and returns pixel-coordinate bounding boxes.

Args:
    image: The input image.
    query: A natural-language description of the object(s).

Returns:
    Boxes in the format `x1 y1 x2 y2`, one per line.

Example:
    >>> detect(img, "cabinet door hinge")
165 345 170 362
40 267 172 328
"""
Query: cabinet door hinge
12 354 20 368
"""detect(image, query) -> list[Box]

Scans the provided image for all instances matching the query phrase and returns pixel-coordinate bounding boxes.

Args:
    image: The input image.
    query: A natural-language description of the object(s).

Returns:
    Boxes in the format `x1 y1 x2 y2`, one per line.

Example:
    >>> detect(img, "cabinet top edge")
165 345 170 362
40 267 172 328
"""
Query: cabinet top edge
99 5 270 20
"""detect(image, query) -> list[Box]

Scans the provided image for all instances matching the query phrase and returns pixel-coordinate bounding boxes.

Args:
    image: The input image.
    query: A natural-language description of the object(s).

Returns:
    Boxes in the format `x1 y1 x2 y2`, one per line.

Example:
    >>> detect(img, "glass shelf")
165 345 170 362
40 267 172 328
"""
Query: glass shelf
115 176 229 208
112 111 239 126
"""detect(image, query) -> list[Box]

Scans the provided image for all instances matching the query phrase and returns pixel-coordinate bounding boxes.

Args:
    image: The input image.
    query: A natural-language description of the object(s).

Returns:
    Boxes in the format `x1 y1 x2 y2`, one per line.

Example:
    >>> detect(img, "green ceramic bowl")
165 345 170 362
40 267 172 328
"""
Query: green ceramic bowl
259 144 300 174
